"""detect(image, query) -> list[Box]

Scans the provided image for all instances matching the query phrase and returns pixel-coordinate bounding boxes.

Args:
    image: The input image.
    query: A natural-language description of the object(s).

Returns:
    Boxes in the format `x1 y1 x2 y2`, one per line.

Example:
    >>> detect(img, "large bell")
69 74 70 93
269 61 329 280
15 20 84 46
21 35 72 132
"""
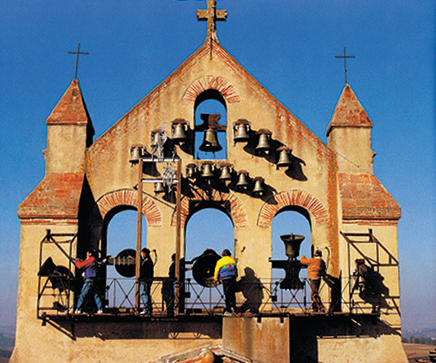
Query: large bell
154 181 166 194
252 177 265 197
172 122 188 143
233 123 250 143
199 128 222 152
219 164 233 182
255 133 271 153
236 171 249 190
277 147 293 168
280 234 305 259
201 162 215 179
185 163 198 179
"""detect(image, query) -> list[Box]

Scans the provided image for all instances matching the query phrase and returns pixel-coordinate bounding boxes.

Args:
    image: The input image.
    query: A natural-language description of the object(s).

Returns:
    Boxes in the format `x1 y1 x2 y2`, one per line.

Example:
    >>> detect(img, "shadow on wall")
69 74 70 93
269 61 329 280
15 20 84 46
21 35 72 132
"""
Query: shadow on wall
289 315 402 363
47 319 222 341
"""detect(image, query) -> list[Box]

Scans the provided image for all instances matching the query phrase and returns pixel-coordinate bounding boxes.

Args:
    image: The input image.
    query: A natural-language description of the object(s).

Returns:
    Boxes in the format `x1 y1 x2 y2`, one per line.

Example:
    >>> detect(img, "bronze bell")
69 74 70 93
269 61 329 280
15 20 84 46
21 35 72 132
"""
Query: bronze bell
277 148 293 168
201 162 215 179
252 177 265 197
172 123 187 143
154 182 166 194
233 123 250 143
236 171 249 190
219 164 232 182
256 133 271 153
151 131 161 147
129 145 143 163
280 234 305 259
199 128 222 152
185 163 197 179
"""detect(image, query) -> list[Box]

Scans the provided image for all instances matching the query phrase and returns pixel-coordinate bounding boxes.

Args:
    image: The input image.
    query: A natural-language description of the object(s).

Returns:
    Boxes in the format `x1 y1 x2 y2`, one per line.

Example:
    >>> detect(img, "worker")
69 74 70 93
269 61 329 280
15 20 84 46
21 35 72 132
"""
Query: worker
214 249 238 316
300 249 326 313
140 248 156 315
75 250 103 314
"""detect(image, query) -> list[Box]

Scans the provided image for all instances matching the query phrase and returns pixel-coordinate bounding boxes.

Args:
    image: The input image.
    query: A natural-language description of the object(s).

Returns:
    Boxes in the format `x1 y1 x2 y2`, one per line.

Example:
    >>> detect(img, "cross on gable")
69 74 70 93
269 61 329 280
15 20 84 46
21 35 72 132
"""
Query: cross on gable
197 0 227 44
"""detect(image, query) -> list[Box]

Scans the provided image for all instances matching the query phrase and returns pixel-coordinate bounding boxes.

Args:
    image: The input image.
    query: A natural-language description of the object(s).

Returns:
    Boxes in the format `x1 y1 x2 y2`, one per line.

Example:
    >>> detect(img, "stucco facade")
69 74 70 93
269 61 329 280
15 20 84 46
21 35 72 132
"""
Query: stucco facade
14 8 406 363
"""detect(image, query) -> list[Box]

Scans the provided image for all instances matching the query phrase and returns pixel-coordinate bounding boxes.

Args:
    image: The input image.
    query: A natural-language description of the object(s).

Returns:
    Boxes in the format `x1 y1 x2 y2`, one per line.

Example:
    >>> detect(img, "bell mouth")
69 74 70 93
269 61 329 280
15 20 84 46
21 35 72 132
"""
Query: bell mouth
280 234 305 259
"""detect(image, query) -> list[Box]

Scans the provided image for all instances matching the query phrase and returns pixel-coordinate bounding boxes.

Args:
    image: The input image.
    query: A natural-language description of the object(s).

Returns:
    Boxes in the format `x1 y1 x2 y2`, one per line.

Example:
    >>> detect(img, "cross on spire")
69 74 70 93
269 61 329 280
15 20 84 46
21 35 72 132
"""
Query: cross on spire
197 0 227 44
68 43 89 79
335 47 355 85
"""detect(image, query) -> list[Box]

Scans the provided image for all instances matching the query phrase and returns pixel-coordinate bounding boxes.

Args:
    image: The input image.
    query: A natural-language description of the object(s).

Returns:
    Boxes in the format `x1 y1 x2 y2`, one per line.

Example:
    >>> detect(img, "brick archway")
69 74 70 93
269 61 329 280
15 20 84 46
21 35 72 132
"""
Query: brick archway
258 190 329 227
171 189 247 229
183 75 241 103
96 189 163 227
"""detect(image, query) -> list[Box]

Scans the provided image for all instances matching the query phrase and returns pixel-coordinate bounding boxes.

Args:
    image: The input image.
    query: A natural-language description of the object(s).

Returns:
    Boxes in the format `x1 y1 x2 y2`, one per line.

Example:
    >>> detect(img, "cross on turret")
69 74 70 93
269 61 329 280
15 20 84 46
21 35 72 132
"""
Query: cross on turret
197 0 227 44
68 43 89 79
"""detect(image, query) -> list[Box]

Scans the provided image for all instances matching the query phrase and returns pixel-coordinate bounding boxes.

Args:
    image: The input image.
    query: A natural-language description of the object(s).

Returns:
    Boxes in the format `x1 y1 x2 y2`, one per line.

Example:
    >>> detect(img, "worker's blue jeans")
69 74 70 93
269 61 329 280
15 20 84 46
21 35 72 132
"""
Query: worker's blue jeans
76 278 103 311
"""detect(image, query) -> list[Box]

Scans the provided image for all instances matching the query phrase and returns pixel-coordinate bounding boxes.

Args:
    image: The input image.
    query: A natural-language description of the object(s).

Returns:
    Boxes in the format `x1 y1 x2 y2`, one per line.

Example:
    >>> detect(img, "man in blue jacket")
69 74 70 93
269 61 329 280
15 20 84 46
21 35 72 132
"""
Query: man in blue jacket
214 249 237 316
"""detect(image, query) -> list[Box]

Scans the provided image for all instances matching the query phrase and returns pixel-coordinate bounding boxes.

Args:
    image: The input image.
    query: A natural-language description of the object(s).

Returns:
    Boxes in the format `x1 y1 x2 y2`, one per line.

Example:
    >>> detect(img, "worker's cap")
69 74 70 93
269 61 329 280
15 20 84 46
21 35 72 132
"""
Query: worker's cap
315 249 322 257
221 249 231 257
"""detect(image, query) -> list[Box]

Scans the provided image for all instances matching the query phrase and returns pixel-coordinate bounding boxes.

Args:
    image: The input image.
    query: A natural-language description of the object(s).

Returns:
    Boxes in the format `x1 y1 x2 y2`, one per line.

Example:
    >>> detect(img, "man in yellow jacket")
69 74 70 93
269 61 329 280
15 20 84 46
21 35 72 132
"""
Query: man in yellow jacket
214 249 237 316
300 249 326 313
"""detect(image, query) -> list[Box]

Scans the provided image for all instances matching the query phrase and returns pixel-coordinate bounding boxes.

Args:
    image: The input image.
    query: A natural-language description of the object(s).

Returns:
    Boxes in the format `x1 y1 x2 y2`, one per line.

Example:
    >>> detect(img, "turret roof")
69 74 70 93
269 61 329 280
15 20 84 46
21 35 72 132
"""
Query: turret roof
326 84 373 136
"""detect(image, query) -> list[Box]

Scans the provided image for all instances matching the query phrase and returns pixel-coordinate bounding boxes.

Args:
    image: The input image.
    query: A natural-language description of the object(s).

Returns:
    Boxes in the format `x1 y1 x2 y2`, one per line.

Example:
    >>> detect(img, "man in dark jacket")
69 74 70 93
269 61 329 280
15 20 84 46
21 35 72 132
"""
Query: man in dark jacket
140 248 155 315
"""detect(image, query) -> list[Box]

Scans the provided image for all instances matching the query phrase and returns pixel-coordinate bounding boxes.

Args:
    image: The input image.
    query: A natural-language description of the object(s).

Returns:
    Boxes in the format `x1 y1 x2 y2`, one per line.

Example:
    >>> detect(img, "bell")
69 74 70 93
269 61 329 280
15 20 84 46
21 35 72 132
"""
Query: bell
219 165 232 182
172 123 187 143
252 177 265 197
280 234 305 259
154 182 165 194
185 163 197 179
256 133 271 153
151 131 161 147
201 162 214 179
129 145 143 163
277 148 293 168
234 123 250 143
236 171 249 190
199 128 222 152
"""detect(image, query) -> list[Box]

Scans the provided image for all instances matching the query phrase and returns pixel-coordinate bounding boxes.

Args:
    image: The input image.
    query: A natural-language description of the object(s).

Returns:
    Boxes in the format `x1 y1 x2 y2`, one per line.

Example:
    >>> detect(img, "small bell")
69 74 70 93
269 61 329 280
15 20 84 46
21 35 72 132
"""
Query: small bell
151 130 162 147
236 170 250 190
233 120 250 143
277 147 293 168
185 163 198 179
252 177 265 197
255 129 272 154
154 182 166 194
199 128 222 152
219 163 233 183
172 120 188 144
129 145 144 163
201 162 215 179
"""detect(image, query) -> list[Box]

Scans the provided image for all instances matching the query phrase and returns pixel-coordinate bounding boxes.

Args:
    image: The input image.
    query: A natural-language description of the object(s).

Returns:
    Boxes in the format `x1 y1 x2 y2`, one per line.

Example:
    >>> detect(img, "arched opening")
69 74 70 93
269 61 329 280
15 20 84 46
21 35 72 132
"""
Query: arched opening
194 90 227 160
271 207 312 280
104 208 148 309
185 207 234 262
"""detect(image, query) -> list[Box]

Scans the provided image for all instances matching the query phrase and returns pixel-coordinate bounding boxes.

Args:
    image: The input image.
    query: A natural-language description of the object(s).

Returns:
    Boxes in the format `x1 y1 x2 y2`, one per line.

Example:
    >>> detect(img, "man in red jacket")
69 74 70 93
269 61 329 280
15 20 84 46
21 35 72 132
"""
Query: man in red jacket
300 250 326 313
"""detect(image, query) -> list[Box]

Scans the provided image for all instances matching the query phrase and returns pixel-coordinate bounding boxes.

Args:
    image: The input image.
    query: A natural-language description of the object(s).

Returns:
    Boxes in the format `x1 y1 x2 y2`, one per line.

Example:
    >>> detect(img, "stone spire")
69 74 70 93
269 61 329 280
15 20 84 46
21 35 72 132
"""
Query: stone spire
327 84 375 173
45 78 94 174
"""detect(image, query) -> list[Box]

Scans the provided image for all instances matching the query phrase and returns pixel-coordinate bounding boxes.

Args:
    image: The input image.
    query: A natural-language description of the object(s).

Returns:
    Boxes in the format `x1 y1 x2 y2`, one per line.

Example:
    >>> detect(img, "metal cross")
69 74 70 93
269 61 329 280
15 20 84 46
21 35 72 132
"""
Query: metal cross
335 47 355 84
197 0 227 44
68 43 89 79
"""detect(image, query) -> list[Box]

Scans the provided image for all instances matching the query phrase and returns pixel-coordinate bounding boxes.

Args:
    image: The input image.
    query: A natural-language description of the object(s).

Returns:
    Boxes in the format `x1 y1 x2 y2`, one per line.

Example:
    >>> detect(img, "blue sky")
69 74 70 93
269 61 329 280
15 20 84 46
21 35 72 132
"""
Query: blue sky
0 0 435 331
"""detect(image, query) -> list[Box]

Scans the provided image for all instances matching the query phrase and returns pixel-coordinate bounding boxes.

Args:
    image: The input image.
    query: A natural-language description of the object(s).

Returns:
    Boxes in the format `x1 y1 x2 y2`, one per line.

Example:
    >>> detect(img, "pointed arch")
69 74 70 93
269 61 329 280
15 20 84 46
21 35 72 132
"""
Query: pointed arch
183 76 241 104
171 189 247 229
258 190 329 227
96 189 163 227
